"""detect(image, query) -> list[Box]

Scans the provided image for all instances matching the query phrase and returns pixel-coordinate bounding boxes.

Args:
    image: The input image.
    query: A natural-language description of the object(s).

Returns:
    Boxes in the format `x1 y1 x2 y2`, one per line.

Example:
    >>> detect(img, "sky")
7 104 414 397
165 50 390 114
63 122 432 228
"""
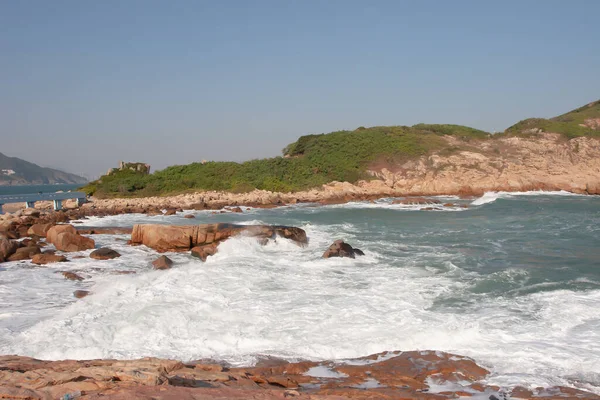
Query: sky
1 1 599 179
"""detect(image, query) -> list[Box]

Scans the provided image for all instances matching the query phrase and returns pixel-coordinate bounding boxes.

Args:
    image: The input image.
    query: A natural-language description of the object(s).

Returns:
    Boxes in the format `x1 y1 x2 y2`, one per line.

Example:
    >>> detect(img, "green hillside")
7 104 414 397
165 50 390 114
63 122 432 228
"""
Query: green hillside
82 99 599 198
505 100 600 138
82 124 488 197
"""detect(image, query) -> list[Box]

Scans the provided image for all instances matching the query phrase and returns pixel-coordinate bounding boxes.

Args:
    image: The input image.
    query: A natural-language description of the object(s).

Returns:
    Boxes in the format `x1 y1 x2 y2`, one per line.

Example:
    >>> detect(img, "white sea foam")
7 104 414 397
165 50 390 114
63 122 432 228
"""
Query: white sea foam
471 190 586 206
1 201 599 394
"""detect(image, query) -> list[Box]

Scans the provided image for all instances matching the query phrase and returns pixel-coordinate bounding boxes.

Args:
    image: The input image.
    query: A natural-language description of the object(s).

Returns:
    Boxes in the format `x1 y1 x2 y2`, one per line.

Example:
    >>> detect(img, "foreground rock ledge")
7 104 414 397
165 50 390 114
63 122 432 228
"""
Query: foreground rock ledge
0 351 597 400
130 223 308 252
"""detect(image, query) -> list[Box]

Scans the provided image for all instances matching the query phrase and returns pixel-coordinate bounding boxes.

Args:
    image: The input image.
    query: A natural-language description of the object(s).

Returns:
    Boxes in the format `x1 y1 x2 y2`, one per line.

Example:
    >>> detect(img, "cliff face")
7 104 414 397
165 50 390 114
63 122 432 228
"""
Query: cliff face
366 132 600 196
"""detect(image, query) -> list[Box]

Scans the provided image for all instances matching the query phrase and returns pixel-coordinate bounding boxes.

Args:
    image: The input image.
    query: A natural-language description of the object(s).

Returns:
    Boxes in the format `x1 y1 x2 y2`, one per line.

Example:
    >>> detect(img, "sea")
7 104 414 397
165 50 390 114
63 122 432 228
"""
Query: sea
0 191 599 393
0 183 83 196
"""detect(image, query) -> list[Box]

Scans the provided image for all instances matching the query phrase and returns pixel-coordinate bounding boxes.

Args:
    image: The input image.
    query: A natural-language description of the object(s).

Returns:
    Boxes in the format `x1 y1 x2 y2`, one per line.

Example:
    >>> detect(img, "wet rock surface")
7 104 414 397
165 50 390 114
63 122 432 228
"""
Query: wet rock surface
152 255 173 270
0 351 597 399
89 247 121 260
322 240 365 259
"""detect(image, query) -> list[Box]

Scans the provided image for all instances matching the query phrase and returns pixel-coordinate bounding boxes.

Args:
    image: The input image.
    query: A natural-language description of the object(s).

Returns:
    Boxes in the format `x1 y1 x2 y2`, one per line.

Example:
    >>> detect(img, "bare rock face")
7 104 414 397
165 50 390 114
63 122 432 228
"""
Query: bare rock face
322 240 365 259
31 253 68 265
46 225 95 252
0 351 597 399
152 255 173 270
90 248 121 260
131 224 307 253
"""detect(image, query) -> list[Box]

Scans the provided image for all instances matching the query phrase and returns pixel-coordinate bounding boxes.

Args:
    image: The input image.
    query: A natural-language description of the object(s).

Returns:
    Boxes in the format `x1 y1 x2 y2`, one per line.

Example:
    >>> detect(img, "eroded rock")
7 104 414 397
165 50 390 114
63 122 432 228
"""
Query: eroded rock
153 255 173 270
46 225 95 252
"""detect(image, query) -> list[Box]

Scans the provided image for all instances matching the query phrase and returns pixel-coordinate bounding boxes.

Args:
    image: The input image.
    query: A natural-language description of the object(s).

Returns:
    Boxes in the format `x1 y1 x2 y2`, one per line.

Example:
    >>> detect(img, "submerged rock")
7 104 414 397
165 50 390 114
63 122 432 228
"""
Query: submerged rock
152 255 173 270
191 243 218 262
90 247 121 260
73 290 90 298
61 271 84 281
322 240 365 259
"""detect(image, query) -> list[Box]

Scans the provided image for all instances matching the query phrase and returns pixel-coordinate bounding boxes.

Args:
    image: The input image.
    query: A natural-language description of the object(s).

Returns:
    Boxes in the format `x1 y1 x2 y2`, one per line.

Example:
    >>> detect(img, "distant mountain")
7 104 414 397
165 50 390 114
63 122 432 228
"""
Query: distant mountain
0 152 88 186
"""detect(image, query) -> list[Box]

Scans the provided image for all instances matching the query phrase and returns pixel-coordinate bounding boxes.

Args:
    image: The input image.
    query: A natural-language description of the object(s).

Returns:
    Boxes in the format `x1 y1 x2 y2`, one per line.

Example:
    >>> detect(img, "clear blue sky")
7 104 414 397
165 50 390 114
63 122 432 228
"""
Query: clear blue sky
2 0 599 178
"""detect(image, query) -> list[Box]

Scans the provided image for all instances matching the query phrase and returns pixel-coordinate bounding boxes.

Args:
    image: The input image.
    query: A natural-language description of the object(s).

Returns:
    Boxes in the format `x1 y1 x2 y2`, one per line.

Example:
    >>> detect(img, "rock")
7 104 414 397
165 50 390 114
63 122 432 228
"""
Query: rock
152 255 173 270
322 240 364 259
90 247 121 260
131 224 307 252
27 223 54 237
73 290 90 298
61 271 84 281
189 202 208 210
0 238 18 260
229 206 243 213
191 243 218 262
7 246 41 261
31 253 68 265
392 197 441 205
164 209 177 216
183 214 195 219
22 208 41 217
46 225 95 252
76 227 133 235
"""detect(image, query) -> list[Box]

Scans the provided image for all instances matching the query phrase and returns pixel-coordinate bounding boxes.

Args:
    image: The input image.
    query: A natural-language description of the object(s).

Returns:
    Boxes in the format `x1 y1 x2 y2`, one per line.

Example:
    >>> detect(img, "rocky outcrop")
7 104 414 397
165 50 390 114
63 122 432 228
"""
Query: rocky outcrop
27 223 54 237
107 161 151 176
130 223 307 253
0 351 597 399
46 225 95 252
322 240 365 259
152 255 173 270
191 243 218 262
90 248 121 260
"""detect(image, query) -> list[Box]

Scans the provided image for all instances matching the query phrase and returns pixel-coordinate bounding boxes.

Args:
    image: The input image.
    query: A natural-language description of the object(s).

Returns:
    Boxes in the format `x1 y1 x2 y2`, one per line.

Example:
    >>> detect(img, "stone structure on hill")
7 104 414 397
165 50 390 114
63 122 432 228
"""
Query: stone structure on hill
107 161 151 176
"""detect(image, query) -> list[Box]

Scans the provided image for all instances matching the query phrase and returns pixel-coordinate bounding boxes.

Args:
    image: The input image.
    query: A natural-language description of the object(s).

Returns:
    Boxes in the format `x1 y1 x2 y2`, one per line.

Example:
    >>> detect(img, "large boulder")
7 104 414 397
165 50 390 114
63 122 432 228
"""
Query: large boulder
27 223 55 237
152 255 173 270
46 225 95 252
7 246 41 262
0 238 18 261
191 243 218 262
90 248 121 260
131 223 307 252
31 253 68 265
322 240 365 259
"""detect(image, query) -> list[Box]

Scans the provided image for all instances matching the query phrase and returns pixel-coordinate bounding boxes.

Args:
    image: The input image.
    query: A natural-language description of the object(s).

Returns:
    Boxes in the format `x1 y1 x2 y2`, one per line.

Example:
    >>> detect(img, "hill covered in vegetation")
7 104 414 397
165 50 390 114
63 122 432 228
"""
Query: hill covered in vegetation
82 99 599 198
0 152 87 186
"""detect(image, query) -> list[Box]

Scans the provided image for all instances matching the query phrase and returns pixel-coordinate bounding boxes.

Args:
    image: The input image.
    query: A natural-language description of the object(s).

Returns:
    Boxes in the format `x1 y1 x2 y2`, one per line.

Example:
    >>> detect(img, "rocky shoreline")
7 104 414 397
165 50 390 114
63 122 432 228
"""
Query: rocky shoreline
1 351 599 399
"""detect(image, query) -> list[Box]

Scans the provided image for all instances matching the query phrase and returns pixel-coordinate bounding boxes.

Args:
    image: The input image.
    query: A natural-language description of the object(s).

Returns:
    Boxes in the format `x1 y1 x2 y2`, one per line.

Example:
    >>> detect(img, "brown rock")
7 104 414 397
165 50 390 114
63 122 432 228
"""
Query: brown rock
229 206 243 213
322 240 364 259
46 225 95 252
184 214 196 219
27 223 55 237
131 224 307 252
73 290 90 298
76 227 133 235
152 255 173 270
0 238 18 260
90 247 121 260
62 271 84 281
7 246 41 261
164 209 177 216
31 253 68 265
191 243 218 262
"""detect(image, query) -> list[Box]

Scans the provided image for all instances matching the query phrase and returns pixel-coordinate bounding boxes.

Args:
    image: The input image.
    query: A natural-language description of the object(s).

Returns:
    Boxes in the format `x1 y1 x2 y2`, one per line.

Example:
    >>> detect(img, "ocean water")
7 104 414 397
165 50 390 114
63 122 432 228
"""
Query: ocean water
0 183 83 196
0 191 599 393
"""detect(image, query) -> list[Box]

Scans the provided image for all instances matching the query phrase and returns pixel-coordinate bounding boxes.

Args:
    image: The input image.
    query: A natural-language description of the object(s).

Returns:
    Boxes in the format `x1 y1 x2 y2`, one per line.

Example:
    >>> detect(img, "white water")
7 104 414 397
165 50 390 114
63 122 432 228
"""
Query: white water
0 192 599 394
471 190 585 206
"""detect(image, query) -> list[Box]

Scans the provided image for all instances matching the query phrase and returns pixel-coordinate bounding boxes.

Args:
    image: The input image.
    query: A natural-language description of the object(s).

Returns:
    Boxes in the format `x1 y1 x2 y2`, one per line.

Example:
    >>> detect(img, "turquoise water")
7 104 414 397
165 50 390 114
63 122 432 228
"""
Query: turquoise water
0 183 82 196
0 191 599 392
